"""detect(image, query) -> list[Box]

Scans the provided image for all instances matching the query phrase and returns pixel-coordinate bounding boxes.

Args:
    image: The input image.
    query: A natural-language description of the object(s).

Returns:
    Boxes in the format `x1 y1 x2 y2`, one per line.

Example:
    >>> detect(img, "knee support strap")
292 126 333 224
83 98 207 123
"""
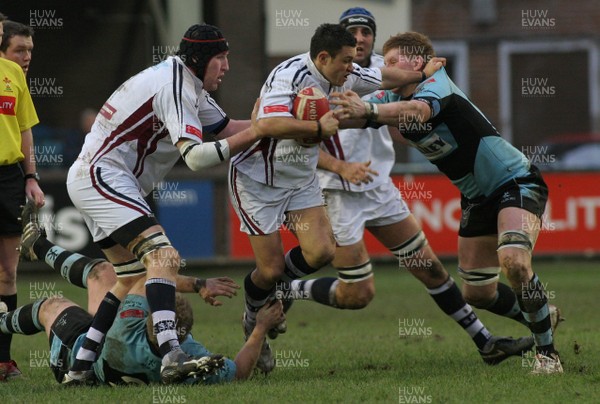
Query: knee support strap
390 231 428 262
497 230 533 252
113 259 146 278
337 261 373 283
131 232 172 264
457 266 501 286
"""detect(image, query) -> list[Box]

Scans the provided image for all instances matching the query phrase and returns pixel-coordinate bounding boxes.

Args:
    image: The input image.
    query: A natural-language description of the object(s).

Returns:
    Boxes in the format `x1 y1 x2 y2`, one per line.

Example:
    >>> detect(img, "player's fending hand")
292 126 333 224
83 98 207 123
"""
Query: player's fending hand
318 110 339 139
256 300 285 331
198 277 240 307
330 90 365 120
339 161 379 185
423 56 446 78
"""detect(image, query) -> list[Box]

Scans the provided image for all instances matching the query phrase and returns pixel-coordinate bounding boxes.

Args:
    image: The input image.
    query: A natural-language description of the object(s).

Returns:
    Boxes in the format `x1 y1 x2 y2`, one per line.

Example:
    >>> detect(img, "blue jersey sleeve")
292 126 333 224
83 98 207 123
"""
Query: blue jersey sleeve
412 68 453 118
181 334 237 384
183 358 237 385
180 334 211 357
368 90 400 104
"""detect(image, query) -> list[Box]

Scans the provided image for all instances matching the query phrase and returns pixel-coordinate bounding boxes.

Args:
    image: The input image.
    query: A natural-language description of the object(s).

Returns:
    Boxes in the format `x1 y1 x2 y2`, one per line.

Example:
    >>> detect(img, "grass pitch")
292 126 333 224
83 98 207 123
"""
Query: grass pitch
5 259 600 403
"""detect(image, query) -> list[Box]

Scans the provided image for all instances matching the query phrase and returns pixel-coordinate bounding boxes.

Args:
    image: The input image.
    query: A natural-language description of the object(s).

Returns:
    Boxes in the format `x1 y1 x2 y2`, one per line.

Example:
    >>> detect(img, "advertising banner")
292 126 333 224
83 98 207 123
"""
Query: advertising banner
229 173 600 258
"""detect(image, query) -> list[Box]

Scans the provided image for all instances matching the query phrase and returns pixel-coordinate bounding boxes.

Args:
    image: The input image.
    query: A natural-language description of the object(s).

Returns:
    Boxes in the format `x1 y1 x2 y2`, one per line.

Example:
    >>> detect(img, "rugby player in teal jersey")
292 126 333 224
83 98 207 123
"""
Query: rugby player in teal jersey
0 208 284 384
333 32 562 374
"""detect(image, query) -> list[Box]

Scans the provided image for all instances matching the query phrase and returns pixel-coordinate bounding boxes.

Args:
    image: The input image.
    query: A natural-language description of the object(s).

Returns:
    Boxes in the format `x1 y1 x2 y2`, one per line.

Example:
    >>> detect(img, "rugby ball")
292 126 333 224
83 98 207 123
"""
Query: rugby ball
292 87 329 146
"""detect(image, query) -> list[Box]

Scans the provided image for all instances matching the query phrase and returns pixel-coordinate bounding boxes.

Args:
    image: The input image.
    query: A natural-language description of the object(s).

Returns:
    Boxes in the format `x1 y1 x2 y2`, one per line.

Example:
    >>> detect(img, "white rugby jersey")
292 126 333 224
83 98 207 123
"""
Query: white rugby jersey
318 53 394 192
75 56 227 195
232 52 382 188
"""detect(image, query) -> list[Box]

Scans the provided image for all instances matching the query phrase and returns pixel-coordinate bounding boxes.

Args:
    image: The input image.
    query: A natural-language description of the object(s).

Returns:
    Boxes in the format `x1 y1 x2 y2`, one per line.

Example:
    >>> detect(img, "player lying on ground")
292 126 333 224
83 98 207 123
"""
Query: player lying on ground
0 212 284 385
332 31 563 374
282 7 538 366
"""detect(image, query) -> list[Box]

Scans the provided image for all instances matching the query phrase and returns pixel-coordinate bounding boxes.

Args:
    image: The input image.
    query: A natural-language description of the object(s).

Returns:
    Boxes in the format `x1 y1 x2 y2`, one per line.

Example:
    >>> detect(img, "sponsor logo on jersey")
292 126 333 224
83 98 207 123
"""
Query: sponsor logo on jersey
414 133 453 161
0 96 16 115
375 91 385 99
100 102 117 120
120 309 145 319
264 105 289 114
185 124 202 139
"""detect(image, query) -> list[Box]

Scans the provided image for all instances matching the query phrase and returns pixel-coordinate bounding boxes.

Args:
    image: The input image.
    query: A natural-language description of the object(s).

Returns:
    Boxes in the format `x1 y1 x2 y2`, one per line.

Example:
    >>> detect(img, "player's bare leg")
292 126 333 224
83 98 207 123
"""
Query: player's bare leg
275 205 336 318
243 206 335 372
292 214 534 363
372 215 534 363
20 215 122 317
84 262 118 315
64 244 136 383
0 296 97 384
287 206 336 269
246 205 335 311
458 235 529 326
497 207 561 373
330 241 374 309
1 297 68 349
242 232 285 373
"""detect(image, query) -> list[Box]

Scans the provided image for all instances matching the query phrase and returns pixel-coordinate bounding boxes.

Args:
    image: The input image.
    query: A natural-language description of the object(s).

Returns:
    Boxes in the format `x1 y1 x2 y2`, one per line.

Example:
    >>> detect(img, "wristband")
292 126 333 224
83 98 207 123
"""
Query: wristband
193 278 206 293
363 102 373 119
371 103 379 120
316 120 322 139
421 71 427 82
24 172 40 182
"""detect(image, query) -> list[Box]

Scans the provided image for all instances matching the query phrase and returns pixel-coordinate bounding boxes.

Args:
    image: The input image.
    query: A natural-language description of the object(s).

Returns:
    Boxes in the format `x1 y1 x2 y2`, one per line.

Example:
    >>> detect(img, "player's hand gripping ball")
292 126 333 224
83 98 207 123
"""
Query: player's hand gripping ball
292 87 330 147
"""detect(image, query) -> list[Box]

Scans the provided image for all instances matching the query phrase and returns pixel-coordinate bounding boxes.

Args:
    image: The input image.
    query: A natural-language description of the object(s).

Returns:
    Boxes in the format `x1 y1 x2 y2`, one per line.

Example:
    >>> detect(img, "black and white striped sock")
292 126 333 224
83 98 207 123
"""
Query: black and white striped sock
427 277 491 350
70 292 120 374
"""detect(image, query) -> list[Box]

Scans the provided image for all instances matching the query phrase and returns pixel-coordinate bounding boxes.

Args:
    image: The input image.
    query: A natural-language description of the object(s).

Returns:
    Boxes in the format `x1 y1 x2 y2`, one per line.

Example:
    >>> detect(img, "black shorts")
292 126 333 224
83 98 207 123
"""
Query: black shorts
459 166 549 237
48 306 93 383
0 164 26 236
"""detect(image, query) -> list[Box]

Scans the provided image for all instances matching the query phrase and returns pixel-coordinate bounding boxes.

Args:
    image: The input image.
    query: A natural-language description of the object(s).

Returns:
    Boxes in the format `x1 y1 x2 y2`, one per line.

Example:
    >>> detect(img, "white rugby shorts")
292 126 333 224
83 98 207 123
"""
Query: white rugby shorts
229 166 324 235
67 160 153 242
324 178 411 246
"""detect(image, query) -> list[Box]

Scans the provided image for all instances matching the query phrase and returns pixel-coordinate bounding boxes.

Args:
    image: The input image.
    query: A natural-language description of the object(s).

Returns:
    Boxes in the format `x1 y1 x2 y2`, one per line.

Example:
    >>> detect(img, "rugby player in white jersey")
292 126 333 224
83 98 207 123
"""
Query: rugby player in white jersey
229 23 445 373
64 24 266 385
289 8 536 366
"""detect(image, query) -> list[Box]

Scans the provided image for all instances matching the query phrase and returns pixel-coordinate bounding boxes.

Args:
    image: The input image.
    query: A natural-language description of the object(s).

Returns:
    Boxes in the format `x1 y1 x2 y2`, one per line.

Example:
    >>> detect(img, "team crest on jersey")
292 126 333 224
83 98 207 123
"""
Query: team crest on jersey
185 124 202 139
2 77 13 92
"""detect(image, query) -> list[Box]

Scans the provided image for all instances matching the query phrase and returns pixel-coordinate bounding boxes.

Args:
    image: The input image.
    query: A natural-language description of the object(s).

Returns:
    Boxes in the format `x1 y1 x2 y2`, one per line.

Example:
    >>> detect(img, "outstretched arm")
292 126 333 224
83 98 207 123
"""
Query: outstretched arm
234 300 284 380
253 111 338 141
176 99 262 170
215 119 250 139
176 275 240 307
128 274 239 307
379 57 445 89
332 90 432 126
